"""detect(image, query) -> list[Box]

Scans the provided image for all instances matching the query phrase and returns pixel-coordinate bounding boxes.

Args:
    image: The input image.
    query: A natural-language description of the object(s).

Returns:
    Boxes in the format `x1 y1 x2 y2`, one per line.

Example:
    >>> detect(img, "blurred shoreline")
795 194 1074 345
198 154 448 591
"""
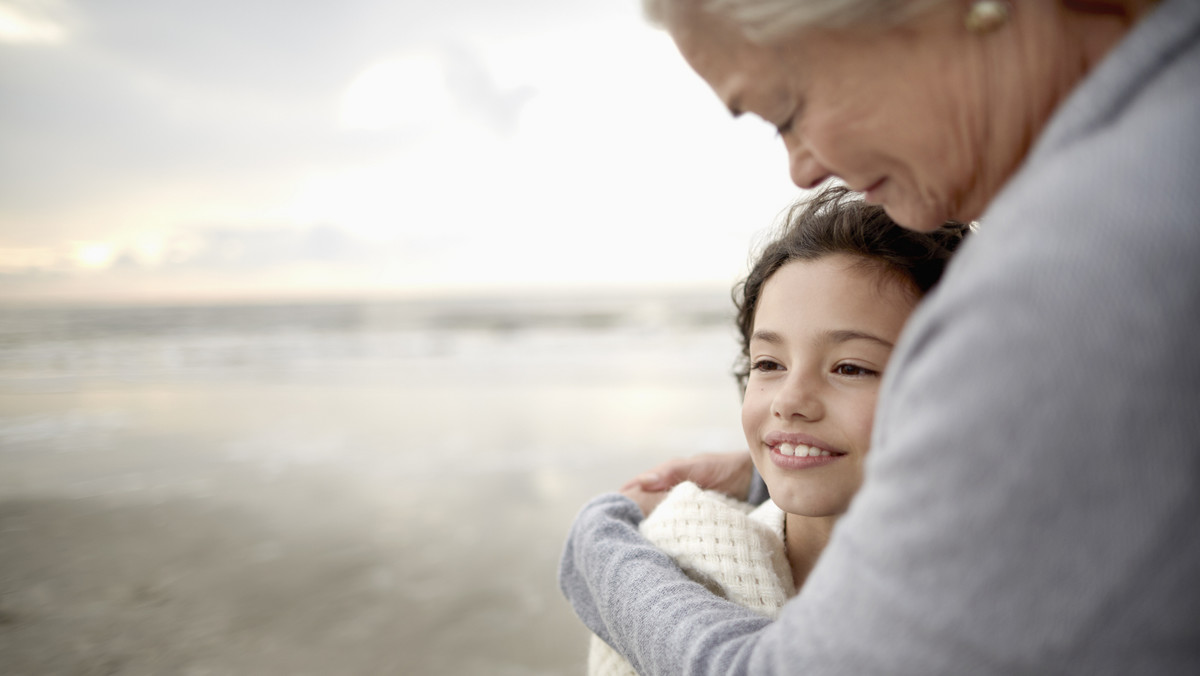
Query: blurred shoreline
0 286 736 344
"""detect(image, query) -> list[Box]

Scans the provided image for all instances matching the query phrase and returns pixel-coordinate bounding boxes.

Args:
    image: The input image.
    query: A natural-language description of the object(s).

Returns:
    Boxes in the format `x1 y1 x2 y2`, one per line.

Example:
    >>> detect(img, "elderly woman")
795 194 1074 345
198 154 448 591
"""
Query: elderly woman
560 1 1200 674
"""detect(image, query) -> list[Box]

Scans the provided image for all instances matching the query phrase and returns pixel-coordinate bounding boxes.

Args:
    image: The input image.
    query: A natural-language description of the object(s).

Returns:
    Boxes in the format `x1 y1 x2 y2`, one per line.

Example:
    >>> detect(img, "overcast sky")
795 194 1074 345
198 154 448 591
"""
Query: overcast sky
0 0 801 303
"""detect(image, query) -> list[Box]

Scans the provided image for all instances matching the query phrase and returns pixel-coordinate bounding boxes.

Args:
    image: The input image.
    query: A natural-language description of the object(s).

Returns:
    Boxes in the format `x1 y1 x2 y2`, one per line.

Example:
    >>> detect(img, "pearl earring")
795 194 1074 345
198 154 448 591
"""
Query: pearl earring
965 0 1010 34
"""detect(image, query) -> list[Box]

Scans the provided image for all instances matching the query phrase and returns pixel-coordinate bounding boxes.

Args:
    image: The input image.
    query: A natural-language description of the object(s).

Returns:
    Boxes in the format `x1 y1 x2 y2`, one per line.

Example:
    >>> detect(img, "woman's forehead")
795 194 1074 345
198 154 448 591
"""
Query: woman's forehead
670 15 791 113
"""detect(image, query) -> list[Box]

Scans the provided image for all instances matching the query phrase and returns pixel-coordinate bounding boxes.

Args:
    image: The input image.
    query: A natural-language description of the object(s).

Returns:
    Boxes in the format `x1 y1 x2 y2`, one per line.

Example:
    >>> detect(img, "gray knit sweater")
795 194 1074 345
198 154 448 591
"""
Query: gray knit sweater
559 1 1200 673
588 482 791 676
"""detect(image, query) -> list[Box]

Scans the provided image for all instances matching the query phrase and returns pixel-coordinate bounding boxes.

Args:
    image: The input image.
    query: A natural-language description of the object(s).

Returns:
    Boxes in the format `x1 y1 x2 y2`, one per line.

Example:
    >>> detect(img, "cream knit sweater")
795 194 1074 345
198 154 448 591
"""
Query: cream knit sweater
587 482 794 676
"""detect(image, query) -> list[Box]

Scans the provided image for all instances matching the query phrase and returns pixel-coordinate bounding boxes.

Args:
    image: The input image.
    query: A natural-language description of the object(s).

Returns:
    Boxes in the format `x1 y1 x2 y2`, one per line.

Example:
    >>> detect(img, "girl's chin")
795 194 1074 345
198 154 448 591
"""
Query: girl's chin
781 505 847 520
774 494 853 518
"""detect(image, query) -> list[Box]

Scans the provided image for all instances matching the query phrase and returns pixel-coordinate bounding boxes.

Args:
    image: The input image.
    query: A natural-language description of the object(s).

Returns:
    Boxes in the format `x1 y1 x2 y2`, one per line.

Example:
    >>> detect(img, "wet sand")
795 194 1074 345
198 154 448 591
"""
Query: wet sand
0 311 743 675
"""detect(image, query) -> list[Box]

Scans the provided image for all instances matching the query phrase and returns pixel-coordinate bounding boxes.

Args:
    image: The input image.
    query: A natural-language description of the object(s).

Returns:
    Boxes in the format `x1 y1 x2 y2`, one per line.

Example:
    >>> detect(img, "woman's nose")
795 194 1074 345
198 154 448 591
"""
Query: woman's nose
787 140 832 190
770 373 823 421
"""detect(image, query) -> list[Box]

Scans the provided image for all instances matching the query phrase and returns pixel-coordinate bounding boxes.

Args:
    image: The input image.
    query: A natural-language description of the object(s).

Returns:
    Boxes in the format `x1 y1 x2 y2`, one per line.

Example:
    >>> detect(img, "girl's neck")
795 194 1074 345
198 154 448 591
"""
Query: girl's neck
784 512 841 591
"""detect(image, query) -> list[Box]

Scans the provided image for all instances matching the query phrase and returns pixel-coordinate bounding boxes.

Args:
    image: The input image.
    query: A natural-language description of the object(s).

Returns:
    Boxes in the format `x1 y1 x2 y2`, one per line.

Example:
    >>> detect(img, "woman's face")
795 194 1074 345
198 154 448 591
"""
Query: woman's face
666 6 1008 231
741 255 916 516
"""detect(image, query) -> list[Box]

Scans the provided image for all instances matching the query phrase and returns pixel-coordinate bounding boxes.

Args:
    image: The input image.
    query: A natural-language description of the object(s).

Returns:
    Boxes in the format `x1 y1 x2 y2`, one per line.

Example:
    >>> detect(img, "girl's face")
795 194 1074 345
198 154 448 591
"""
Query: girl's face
741 255 917 517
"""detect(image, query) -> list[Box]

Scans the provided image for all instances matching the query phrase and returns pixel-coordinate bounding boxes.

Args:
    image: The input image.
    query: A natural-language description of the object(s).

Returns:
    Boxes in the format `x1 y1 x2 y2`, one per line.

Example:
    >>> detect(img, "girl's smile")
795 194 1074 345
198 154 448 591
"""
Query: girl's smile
763 430 846 468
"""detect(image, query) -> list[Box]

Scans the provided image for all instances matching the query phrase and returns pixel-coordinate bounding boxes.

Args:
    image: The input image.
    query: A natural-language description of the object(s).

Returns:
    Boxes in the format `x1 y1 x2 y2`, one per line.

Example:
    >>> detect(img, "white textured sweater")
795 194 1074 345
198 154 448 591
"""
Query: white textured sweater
587 482 794 676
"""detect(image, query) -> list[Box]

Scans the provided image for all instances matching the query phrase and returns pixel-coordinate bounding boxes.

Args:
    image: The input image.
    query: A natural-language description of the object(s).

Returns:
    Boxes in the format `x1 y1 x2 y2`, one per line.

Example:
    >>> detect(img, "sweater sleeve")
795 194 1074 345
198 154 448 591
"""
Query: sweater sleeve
559 493 773 676
585 484 791 676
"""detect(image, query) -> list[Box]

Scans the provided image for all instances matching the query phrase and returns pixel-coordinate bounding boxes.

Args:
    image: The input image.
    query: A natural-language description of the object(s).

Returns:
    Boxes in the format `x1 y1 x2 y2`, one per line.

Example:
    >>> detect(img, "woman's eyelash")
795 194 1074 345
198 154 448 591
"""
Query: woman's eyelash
774 99 805 137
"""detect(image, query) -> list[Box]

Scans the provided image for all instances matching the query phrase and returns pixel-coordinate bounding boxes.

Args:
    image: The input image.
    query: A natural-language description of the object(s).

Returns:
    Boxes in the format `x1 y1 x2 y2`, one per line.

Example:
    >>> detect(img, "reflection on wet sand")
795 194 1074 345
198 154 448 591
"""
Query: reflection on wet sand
0 298 743 675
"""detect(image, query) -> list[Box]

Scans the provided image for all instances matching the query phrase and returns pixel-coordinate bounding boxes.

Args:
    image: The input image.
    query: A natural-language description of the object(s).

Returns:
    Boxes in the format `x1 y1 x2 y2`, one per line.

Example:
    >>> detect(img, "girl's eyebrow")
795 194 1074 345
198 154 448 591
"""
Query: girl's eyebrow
750 328 894 349
749 329 783 344
824 329 894 349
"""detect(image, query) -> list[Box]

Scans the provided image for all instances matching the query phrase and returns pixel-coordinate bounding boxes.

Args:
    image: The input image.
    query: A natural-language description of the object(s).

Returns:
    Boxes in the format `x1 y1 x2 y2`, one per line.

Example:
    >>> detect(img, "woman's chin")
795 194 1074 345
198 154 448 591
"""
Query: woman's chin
882 201 953 233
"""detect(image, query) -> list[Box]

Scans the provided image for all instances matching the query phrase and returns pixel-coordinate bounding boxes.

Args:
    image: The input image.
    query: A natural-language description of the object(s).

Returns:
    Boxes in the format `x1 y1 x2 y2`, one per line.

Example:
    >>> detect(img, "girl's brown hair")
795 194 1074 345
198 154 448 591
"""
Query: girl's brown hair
733 185 969 391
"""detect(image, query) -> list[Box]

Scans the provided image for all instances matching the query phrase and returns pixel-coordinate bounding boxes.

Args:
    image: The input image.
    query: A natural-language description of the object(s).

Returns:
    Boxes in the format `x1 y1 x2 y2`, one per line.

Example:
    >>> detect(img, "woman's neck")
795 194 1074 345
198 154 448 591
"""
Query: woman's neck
784 512 841 591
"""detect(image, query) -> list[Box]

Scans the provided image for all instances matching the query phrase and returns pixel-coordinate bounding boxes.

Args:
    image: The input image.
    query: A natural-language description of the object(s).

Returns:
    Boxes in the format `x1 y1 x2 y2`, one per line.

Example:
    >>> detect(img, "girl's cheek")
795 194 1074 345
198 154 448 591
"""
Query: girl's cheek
851 395 880 450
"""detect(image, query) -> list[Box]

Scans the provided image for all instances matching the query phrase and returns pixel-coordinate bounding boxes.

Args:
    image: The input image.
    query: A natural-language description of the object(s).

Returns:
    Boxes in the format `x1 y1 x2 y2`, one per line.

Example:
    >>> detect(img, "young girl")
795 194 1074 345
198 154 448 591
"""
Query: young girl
588 186 968 675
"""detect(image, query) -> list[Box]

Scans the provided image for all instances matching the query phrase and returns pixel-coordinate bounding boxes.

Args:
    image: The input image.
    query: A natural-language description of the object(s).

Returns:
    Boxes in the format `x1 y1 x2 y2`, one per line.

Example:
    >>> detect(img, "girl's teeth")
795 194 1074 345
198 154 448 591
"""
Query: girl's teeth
775 443 839 458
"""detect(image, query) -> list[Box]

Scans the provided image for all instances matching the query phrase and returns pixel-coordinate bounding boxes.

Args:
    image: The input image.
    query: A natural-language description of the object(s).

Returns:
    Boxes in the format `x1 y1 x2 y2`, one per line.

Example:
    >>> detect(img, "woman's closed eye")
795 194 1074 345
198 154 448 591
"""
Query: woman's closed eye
772 100 803 138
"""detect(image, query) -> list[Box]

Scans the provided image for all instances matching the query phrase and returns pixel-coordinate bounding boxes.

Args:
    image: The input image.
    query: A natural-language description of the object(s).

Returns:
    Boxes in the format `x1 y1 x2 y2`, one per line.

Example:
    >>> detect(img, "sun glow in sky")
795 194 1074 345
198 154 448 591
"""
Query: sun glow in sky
338 53 455 132
0 2 67 44
0 0 801 303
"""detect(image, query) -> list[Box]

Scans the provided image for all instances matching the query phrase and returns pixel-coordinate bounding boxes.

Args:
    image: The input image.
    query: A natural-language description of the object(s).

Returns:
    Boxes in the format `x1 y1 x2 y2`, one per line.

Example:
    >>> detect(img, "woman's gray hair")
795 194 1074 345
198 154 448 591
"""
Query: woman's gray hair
644 0 948 42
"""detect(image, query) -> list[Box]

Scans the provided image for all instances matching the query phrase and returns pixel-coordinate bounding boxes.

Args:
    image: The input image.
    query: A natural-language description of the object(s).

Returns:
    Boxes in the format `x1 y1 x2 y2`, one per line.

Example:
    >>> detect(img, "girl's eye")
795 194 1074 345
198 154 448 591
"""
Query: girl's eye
833 363 878 378
774 117 794 138
751 359 784 373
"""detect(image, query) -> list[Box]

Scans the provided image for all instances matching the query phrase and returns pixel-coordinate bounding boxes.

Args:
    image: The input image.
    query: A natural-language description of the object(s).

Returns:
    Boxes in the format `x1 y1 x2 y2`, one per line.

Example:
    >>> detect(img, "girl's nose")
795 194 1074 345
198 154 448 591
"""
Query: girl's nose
770 373 823 421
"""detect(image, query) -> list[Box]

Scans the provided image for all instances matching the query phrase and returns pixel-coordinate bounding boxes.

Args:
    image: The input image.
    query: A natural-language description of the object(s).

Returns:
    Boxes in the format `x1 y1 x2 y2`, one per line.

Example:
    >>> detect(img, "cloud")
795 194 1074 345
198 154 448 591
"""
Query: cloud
0 1 69 45
338 44 536 137
138 224 369 271
0 0 805 304
0 224 372 276
440 43 536 136
338 52 455 133
0 246 56 270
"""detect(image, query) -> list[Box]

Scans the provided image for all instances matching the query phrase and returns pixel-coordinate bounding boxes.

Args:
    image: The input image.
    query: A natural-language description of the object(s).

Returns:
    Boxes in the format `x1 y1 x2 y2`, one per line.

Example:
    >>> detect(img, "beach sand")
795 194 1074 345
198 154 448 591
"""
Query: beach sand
0 308 742 675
